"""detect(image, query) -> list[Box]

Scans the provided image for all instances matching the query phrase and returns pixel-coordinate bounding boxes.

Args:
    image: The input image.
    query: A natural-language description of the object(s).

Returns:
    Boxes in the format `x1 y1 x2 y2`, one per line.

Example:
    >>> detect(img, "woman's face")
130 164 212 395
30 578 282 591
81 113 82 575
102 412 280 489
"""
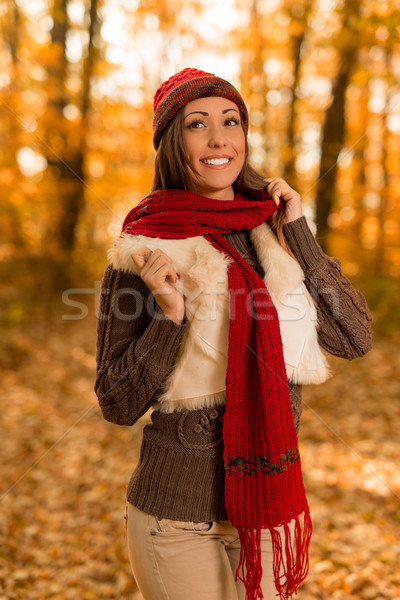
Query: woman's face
182 96 246 200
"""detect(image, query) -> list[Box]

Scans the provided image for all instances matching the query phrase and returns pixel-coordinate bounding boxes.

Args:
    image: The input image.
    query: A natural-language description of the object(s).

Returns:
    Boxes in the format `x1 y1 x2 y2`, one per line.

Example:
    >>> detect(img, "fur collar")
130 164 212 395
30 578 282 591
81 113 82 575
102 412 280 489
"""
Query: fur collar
108 220 330 412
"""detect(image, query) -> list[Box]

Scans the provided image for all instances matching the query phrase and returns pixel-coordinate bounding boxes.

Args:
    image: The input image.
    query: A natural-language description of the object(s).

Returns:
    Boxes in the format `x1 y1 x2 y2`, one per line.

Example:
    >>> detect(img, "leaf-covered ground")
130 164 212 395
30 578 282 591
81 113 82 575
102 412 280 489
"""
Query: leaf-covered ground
1 305 399 599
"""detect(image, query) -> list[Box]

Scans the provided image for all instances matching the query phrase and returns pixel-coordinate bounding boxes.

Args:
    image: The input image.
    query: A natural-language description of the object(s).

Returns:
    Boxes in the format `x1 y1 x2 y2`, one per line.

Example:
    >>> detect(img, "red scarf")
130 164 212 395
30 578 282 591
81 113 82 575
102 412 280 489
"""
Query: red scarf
122 188 312 599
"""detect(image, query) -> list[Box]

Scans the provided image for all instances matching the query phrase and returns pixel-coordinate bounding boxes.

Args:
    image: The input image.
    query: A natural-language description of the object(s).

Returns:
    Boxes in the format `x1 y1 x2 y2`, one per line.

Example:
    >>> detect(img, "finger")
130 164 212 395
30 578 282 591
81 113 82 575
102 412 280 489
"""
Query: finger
164 262 179 284
145 248 173 269
133 248 179 282
144 250 179 282
167 263 179 283
264 181 280 195
143 252 152 263
148 261 178 284
136 246 153 257
131 246 153 269
144 252 168 277
266 184 282 206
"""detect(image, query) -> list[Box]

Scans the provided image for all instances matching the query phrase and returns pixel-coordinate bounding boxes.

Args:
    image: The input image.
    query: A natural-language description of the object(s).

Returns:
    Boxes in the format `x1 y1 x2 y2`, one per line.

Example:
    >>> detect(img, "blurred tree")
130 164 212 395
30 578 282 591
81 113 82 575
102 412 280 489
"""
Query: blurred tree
315 1 361 250
5 0 19 63
315 0 400 258
235 0 269 173
368 47 391 276
241 0 266 102
46 0 100 251
0 0 25 248
377 103 389 275
283 0 313 188
351 81 368 246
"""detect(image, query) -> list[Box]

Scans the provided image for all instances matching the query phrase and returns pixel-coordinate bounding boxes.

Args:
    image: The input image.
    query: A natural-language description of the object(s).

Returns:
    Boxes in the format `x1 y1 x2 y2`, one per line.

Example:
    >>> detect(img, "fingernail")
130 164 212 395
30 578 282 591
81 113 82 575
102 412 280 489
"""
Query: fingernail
176 272 180 279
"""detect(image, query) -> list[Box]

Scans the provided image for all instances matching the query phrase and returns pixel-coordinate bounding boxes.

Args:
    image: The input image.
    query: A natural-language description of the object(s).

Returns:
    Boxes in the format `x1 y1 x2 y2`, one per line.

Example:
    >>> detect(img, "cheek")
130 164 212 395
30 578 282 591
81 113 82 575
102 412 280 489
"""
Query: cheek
182 131 190 155
182 134 201 163
233 130 246 156
236 132 246 158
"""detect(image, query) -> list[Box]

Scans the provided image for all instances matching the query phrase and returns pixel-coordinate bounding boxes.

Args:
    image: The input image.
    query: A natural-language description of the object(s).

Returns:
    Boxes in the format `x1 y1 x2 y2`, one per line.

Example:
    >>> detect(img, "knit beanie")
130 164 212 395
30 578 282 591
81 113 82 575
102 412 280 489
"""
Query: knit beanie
152 67 249 150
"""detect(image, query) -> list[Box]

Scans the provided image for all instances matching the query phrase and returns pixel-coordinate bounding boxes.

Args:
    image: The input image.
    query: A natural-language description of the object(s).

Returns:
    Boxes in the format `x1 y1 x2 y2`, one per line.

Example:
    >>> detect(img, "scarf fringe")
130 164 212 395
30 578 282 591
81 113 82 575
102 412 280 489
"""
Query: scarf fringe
236 528 264 599
235 512 313 600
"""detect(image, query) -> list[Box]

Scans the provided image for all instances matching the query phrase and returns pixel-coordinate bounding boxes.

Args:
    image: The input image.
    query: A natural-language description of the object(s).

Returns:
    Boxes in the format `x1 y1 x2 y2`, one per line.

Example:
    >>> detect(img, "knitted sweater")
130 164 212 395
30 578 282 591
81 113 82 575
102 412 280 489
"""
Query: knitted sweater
95 216 372 521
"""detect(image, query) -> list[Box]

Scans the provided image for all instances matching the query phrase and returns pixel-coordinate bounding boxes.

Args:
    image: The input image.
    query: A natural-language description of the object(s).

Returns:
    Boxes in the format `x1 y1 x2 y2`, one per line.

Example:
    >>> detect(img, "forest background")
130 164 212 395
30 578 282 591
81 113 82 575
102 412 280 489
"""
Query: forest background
0 0 399 598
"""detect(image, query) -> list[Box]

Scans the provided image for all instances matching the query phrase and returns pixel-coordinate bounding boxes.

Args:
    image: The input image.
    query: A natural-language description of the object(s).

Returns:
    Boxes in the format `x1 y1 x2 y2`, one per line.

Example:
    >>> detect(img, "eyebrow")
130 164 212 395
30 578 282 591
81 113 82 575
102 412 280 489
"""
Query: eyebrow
184 108 239 119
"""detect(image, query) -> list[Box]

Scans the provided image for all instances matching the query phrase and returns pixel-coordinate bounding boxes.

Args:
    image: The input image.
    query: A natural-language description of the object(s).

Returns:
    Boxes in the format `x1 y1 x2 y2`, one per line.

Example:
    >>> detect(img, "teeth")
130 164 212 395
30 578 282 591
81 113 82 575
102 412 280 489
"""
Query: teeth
202 158 230 165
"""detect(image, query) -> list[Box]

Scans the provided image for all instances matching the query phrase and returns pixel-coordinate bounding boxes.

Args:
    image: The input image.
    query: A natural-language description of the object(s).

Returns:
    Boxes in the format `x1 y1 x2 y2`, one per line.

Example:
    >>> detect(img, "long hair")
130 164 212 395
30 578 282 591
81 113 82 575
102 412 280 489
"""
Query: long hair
152 107 294 256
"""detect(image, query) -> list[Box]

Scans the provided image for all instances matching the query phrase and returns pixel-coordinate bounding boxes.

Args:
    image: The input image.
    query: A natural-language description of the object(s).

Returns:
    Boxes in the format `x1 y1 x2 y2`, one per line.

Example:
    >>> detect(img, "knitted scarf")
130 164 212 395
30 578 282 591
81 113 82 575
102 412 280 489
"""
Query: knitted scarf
122 188 312 600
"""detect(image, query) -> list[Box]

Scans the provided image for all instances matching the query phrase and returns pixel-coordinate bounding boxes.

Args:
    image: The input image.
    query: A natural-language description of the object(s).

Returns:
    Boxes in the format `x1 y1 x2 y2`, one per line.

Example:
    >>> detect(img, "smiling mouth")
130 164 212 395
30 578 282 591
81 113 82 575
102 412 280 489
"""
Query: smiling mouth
200 157 232 166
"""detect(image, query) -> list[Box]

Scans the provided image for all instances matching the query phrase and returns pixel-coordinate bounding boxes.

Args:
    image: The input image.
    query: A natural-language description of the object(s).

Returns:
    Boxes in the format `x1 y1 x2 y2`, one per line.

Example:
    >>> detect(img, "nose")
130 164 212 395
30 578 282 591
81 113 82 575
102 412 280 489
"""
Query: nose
207 124 226 148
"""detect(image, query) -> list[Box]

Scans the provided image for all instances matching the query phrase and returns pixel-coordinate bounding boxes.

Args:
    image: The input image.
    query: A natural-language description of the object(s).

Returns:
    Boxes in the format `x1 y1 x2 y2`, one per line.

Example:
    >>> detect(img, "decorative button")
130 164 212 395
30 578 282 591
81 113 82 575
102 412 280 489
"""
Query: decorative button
177 409 224 450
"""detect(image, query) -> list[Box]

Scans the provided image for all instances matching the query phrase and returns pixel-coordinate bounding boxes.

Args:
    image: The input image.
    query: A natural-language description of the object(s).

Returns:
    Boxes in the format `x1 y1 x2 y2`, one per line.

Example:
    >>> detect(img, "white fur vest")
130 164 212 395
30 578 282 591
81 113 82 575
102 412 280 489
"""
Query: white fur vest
108 220 331 412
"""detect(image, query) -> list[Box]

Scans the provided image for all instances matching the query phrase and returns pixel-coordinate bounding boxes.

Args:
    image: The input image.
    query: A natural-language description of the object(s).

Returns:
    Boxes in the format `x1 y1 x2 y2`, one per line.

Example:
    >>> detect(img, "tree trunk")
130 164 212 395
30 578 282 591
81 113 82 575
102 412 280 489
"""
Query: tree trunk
375 49 391 276
239 0 268 167
1 0 25 247
352 86 368 246
47 0 99 252
58 0 99 251
47 0 69 248
315 44 357 250
283 2 313 188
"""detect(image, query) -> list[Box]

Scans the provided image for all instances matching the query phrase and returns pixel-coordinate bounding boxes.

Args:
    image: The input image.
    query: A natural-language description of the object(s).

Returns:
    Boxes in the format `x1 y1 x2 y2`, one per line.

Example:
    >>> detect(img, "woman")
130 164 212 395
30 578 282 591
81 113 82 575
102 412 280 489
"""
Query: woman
95 68 372 600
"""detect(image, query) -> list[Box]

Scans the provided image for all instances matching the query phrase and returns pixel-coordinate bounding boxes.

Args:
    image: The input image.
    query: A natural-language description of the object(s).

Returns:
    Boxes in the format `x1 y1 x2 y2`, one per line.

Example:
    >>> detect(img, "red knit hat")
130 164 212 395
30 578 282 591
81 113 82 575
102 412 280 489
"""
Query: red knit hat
152 67 249 150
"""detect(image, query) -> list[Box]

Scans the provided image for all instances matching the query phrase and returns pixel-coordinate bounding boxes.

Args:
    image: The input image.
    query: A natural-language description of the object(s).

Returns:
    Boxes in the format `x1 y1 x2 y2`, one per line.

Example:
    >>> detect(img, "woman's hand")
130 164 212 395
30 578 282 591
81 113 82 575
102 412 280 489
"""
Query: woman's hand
264 177 303 224
131 247 185 325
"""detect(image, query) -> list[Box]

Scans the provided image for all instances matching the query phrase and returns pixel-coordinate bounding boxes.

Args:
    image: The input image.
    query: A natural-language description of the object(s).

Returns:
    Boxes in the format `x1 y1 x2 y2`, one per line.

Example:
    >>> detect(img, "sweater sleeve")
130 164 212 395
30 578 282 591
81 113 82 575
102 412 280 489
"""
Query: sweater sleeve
95 264 189 426
282 216 373 360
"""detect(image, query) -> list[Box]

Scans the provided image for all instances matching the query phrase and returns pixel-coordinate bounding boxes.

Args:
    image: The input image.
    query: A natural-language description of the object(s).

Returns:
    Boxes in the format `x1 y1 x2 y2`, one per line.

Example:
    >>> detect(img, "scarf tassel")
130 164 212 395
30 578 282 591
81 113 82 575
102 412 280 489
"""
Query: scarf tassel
235 512 313 600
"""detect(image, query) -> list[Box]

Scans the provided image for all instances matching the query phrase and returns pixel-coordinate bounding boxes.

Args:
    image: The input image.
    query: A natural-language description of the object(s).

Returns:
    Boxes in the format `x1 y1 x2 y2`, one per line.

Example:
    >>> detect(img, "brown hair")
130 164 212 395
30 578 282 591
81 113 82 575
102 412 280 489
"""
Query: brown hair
152 108 294 257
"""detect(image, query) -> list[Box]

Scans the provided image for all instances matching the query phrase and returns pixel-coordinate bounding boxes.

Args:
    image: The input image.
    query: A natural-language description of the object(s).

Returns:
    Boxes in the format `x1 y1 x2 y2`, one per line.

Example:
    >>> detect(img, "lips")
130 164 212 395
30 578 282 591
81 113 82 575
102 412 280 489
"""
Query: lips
200 156 233 166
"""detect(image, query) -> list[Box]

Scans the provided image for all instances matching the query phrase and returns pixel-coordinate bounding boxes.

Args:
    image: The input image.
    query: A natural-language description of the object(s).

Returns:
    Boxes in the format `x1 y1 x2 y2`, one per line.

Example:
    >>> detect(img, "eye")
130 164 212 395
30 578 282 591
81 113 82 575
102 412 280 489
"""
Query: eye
187 120 205 129
225 117 240 126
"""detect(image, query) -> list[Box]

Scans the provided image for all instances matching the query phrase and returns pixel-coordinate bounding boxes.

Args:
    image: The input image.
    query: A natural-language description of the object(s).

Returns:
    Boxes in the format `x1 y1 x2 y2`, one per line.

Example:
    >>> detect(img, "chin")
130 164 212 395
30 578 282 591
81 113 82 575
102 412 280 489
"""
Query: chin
199 179 237 193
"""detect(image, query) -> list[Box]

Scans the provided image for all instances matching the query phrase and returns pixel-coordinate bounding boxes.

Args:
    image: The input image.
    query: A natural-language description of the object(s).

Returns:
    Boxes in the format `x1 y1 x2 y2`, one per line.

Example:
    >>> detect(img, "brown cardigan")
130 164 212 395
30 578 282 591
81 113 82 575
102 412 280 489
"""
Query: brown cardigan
95 216 372 521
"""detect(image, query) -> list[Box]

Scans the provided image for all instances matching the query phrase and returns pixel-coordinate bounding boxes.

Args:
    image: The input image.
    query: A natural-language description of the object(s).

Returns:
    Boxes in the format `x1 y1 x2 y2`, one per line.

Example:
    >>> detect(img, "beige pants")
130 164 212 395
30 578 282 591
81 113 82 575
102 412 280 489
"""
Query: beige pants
124 502 284 600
